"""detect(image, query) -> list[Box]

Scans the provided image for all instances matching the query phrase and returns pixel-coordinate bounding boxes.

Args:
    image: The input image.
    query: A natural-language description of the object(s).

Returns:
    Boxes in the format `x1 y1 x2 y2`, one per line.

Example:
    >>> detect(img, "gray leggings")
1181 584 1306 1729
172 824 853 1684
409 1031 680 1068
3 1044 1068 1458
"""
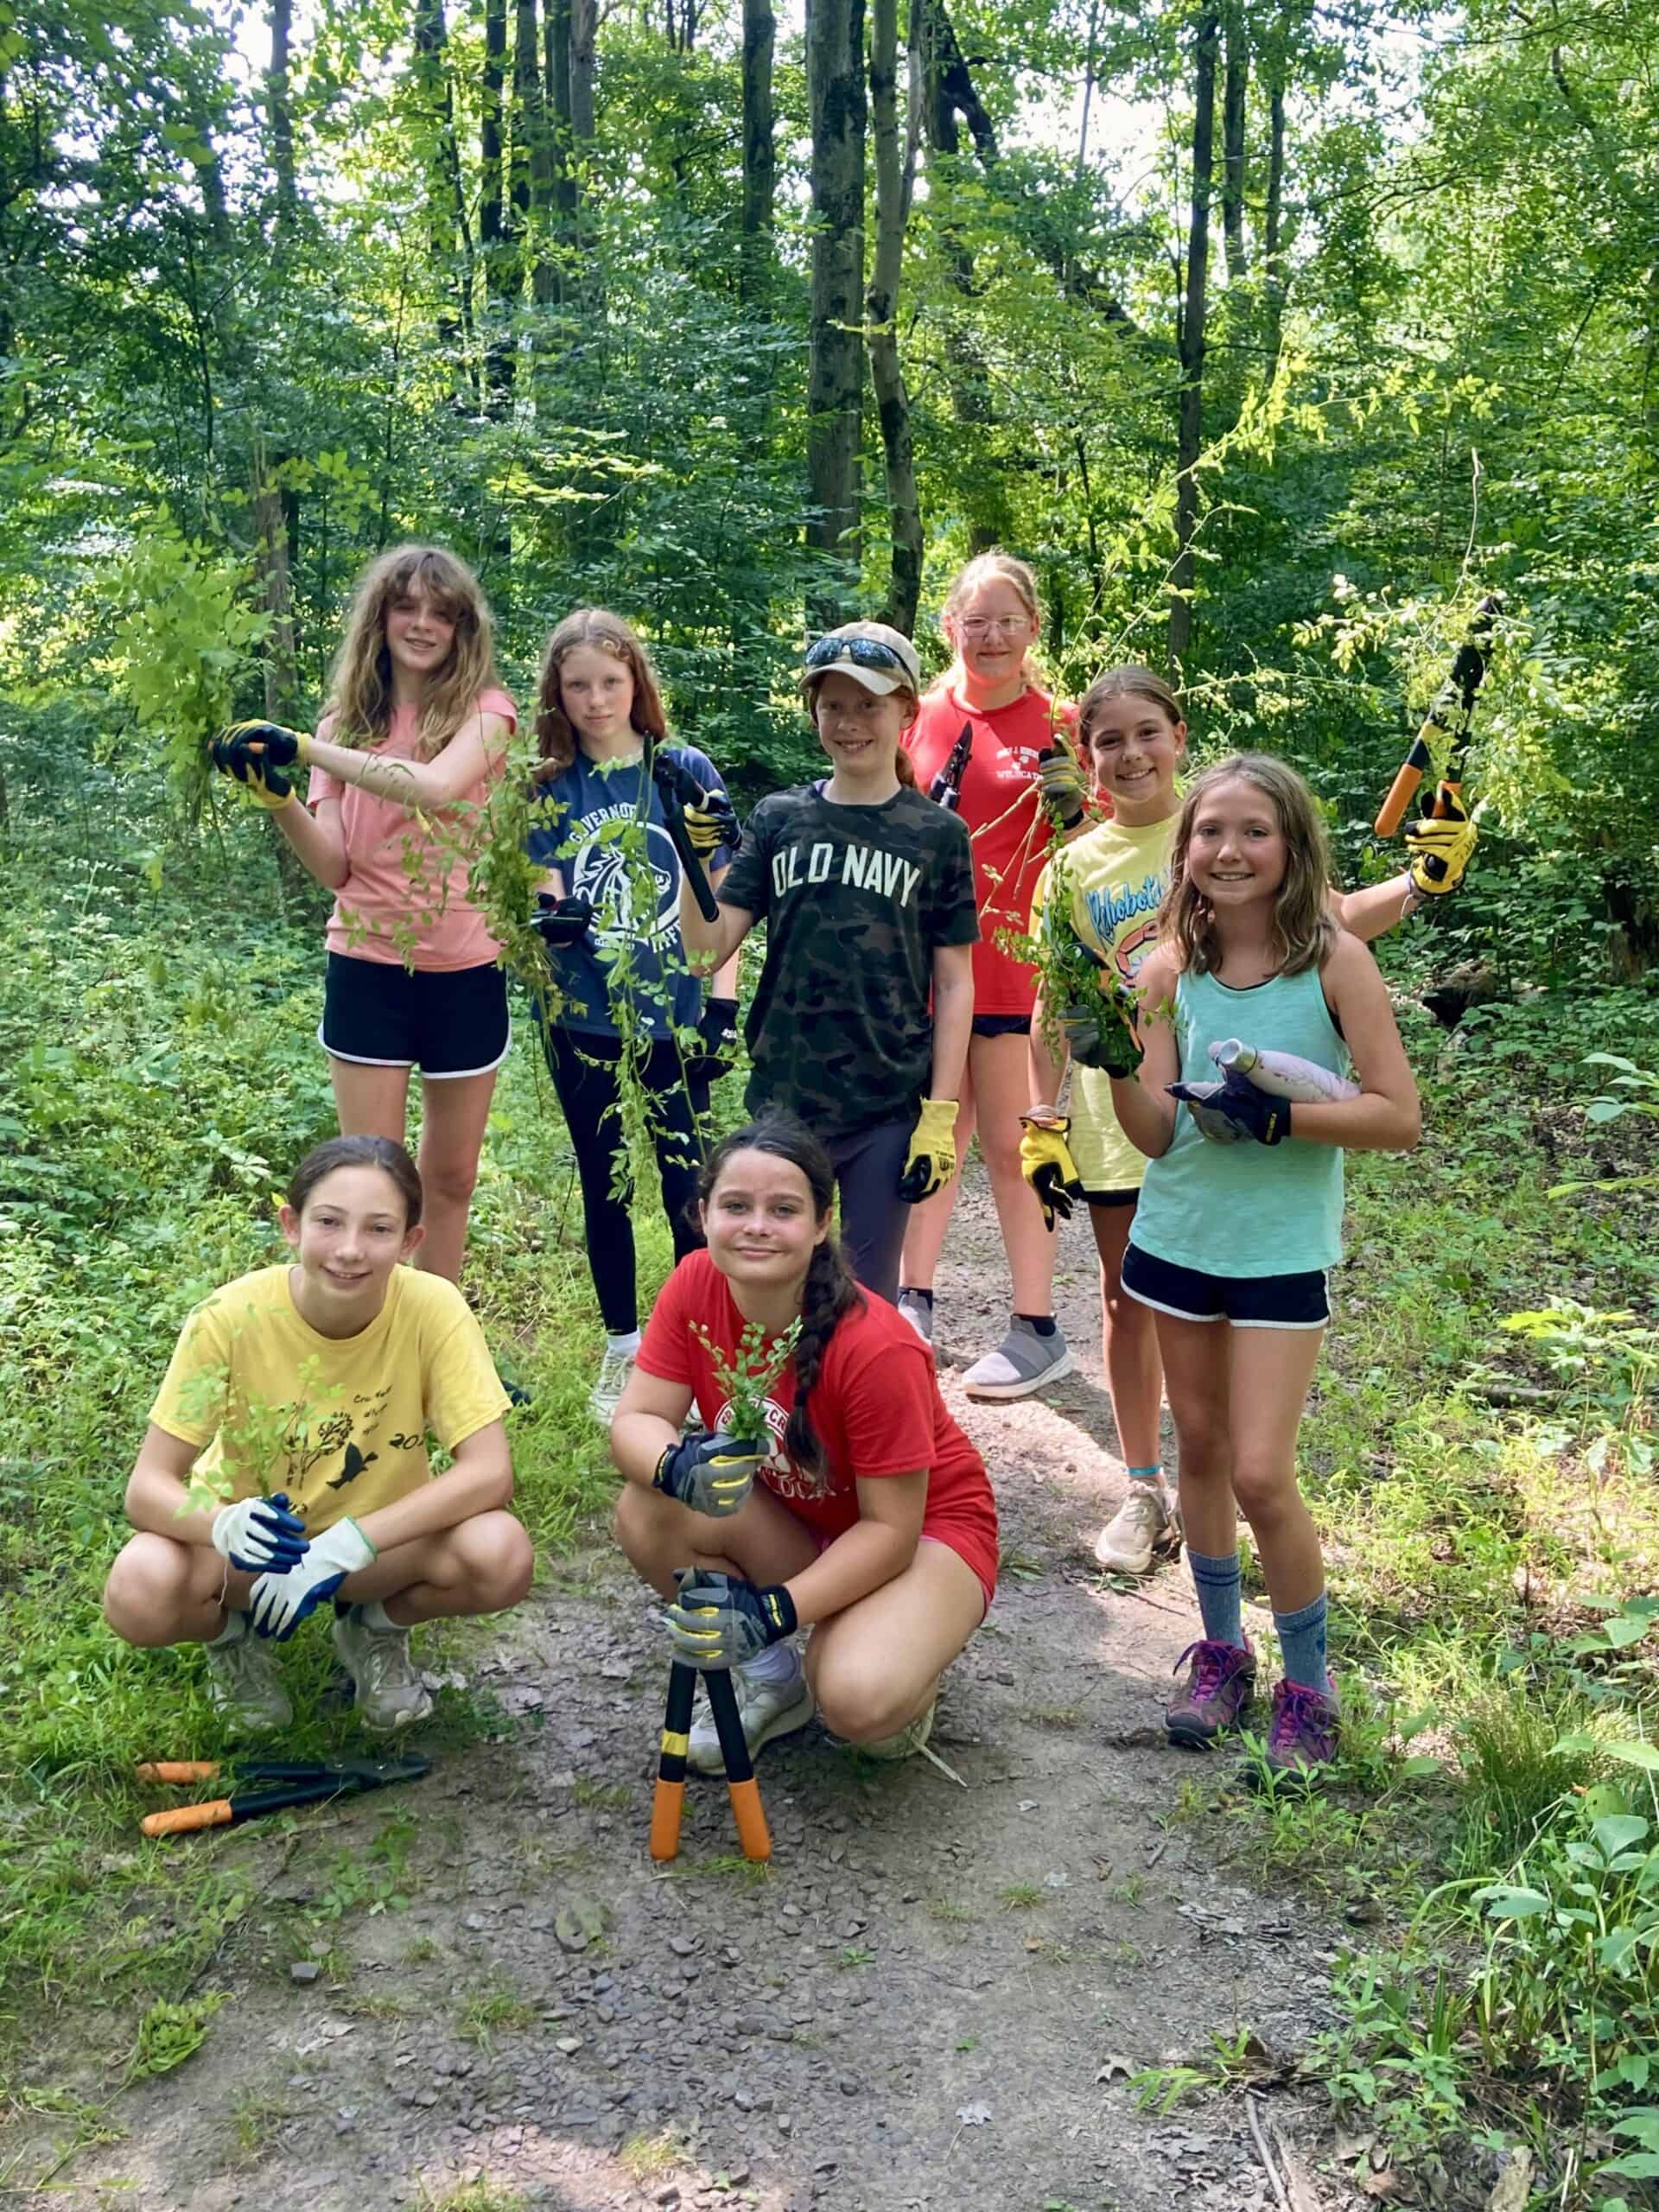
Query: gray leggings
824 1116 914 1304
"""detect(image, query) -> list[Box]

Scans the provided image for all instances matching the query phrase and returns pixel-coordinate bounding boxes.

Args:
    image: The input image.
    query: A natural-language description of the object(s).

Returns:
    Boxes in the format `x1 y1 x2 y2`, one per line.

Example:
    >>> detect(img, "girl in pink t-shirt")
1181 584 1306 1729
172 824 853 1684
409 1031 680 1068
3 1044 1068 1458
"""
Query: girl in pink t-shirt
612 1116 997 1781
208 543 516 1281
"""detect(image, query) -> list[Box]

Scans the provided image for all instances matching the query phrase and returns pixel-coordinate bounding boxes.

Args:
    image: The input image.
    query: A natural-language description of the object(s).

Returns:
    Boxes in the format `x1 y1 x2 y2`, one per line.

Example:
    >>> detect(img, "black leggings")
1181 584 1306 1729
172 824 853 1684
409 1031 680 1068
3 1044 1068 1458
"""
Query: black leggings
543 1026 709 1335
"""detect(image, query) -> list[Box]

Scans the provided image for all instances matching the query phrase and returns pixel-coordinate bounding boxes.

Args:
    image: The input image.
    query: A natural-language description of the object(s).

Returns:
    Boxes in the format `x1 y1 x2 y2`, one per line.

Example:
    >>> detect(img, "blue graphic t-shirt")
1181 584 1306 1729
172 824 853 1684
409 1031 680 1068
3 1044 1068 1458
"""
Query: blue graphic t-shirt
525 743 732 1040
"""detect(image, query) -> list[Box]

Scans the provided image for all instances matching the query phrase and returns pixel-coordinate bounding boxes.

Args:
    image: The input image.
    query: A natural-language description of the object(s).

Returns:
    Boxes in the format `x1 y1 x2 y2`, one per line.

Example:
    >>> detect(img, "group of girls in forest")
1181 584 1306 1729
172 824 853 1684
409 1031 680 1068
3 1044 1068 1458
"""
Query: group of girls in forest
102 536 1476 1784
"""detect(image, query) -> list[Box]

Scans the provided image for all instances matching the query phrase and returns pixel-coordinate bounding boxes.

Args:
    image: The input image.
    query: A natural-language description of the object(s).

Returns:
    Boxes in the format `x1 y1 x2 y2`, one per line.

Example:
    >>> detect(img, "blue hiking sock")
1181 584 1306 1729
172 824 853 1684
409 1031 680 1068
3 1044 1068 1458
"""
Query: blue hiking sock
1187 1547 1243 1649
1274 1592 1331 1693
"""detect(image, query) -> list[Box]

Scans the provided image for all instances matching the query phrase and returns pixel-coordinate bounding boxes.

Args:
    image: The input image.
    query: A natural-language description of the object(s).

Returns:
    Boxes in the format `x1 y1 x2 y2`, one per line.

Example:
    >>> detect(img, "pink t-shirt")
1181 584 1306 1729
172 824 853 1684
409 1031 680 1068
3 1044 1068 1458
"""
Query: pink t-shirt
308 687 516 972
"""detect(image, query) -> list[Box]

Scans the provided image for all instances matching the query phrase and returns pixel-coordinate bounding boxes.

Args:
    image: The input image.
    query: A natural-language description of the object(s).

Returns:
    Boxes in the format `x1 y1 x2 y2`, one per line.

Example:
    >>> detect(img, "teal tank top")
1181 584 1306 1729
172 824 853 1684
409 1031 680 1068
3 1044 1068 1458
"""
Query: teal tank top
1131 964 1349 1277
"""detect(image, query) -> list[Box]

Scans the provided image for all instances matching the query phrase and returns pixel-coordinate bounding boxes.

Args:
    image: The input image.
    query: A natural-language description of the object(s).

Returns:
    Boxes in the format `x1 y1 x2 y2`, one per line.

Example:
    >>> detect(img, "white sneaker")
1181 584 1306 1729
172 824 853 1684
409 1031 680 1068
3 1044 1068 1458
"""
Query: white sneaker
588 1344 636 1422
897 1289 934 1344
332 1607 434 1732
204 1612 292 1732
685 1665 815 1775
962 1317 1075 1401
1093 1485 1183 1575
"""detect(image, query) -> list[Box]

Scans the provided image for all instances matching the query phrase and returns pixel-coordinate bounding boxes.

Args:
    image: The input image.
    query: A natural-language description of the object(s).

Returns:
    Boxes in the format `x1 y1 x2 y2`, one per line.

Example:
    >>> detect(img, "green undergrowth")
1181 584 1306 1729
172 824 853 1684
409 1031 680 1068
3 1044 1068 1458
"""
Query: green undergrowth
0 845 648 2083
1193 986 1659 2206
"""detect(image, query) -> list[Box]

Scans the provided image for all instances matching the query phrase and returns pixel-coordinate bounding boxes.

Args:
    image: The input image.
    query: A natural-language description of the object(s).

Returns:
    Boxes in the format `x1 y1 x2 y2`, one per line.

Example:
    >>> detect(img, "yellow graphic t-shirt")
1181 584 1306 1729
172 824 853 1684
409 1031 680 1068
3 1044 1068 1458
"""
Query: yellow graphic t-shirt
1033 812 1178 1192
149 1265 511 1535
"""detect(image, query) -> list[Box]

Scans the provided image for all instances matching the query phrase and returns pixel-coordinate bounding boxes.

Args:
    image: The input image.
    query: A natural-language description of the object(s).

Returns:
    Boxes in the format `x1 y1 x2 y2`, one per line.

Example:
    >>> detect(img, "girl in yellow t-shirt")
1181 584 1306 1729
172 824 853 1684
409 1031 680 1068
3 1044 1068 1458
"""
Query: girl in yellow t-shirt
102 1137 532 1734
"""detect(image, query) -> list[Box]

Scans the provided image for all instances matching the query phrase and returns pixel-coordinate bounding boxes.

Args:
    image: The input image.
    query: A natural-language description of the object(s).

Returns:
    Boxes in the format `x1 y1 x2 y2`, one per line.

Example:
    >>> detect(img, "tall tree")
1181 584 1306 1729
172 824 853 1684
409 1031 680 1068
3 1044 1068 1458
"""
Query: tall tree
1169 6 1219 663
868 0 921 631
412 0 478 374
804 0 867 620
740 0 777 302
1221 3 1249 280
570 0 597 143
480 0 512 409
512 0 556 307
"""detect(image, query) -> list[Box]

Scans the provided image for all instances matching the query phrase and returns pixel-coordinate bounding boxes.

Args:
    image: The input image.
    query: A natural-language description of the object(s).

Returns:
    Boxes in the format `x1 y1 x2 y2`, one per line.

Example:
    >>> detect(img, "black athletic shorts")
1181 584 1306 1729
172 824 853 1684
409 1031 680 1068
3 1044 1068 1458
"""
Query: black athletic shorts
1121 1241 1330 1331
1084 1186 1141 1210
320 953 512 1078
972 1012 1033 1039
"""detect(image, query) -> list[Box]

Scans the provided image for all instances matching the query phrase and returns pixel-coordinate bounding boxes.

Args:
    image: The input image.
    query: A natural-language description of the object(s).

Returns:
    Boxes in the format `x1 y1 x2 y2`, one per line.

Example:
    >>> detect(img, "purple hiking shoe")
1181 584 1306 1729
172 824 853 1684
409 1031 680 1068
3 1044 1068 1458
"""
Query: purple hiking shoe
1256 1679 1340 1787
1166 1639 1257 1749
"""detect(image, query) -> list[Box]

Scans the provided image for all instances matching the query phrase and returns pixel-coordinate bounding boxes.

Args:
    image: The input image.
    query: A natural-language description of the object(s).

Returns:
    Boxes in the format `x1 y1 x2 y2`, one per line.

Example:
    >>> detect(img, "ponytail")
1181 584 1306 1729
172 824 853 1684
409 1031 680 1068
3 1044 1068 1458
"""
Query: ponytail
784 1237 863 1491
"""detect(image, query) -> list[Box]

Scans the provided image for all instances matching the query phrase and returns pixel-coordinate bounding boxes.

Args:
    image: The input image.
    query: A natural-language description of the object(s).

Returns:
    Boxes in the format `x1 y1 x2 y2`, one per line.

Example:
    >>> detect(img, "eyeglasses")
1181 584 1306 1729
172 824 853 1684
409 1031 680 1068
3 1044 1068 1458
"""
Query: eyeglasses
804 634 912 676
956 616 1032 639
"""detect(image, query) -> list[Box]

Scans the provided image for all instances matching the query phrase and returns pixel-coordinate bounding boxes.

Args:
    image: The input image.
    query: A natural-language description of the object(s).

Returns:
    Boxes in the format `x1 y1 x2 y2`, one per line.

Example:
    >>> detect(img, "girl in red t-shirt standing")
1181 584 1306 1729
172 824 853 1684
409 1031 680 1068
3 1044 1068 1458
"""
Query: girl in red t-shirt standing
208 544 516 1284
612 1117 998 1776
900 551 1088 1401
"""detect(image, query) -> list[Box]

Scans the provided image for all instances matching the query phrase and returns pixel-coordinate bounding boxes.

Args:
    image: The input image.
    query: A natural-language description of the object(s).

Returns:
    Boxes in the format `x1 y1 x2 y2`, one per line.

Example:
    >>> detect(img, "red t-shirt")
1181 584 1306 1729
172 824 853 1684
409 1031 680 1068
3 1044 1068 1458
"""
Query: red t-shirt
906 685 1077 1015
637 1251 999 1597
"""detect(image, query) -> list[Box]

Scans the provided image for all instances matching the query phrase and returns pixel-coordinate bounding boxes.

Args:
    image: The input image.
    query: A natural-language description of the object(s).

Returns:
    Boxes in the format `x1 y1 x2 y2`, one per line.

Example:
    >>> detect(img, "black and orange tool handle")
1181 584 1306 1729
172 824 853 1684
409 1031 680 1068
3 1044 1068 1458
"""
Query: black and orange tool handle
1374 734 1433 839
143 1797 235 1838
649 1662 698 1863
1374 595 1501 838
705 1667 772 1863
136 1760 220 1784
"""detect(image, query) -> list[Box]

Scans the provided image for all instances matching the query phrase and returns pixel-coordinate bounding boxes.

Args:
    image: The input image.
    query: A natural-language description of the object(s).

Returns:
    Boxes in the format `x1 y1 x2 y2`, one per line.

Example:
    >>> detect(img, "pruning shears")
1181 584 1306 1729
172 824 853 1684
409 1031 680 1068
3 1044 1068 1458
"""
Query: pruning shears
135 1753 431 1839
642 740 733 925
1375 594 1503 849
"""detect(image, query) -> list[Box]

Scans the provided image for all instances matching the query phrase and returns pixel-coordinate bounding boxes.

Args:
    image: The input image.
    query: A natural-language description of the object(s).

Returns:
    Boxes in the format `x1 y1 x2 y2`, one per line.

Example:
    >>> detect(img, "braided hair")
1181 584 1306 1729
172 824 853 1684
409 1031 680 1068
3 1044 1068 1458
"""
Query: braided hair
697 1116 864 1492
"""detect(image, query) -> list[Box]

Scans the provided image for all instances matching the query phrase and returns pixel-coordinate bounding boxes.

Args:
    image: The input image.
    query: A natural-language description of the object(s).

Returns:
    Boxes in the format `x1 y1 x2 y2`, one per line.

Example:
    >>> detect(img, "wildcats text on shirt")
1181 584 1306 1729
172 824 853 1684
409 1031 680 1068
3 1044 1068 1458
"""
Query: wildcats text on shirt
770 840 923 906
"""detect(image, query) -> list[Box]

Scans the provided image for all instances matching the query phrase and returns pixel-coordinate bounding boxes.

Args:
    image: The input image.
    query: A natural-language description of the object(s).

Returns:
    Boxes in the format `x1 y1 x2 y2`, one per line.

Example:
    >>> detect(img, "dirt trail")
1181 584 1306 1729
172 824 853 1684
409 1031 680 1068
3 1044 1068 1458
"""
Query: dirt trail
11 1168 1370 2212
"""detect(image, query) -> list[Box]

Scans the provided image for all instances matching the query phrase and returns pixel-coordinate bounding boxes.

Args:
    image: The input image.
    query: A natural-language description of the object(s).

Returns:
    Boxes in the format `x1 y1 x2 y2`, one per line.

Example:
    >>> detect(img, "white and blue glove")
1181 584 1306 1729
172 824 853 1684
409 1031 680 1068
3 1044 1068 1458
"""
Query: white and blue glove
248 1517 376 1641
210 1493 308 1574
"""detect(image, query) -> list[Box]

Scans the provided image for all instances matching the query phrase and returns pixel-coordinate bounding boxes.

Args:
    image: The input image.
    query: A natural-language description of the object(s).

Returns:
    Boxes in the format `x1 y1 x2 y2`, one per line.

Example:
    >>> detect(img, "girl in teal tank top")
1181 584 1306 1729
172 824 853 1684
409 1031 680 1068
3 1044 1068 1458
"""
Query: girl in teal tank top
1105 755 1421 1784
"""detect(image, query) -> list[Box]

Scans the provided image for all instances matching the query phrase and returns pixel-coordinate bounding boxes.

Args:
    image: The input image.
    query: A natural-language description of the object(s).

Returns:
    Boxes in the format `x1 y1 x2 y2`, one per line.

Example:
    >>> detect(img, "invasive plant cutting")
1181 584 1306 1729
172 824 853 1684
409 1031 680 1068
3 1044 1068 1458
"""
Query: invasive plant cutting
690 1316 800 1446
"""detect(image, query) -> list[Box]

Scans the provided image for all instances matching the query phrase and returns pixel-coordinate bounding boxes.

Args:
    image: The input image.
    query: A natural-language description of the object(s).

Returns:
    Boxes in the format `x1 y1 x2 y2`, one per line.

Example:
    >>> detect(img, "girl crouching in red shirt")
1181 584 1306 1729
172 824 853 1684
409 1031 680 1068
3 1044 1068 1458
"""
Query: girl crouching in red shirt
612 1116 998 1777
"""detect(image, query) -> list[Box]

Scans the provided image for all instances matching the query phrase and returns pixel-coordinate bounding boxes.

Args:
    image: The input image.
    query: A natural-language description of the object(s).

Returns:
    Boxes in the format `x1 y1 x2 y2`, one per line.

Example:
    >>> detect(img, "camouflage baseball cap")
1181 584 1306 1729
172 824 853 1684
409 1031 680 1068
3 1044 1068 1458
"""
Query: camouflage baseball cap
801 620 922 698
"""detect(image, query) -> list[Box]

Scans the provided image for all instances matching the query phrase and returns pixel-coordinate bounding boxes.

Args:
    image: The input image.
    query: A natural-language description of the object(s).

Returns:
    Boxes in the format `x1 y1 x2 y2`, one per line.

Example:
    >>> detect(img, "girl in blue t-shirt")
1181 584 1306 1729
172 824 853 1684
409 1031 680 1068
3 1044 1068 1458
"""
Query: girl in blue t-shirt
526 608 741 1421
1106 754 1421 1786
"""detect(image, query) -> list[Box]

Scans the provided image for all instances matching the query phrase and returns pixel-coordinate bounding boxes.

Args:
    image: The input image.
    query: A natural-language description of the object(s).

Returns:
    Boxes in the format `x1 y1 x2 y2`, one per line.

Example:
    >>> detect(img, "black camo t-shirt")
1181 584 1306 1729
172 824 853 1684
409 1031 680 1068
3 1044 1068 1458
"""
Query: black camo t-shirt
719 781 979 1140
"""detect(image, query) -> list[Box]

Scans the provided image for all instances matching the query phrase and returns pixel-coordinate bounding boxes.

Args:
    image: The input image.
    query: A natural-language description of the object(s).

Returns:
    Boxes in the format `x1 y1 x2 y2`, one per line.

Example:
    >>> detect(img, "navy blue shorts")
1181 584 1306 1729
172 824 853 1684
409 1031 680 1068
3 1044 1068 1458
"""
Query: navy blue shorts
1121 1241 1330 1331
320 954 511 1079
972 1013 1032 1039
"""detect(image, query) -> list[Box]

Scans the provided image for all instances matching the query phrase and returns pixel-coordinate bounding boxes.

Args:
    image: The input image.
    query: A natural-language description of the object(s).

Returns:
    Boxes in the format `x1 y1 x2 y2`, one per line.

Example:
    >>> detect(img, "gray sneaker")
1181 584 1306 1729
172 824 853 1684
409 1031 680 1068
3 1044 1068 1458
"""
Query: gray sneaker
686 1663 815 1775
1094 1485 1183 1575
588 1344 636 1422
962 1316 1075 1401
897 1289 934 1344
332 1606 434 1732
204 1611 292 1732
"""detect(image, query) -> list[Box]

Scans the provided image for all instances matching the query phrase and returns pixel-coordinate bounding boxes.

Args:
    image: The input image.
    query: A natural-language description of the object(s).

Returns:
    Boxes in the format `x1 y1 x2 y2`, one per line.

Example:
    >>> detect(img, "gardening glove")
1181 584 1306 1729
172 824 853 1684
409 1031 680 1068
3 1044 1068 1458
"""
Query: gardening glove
664 1570 798 1671
690 995 741 1082
1036 734 1088 829
1168 1069 1289 1147
1405 786 1478 896
531 892 594 950
210 1492 308 1575
213 718 309 779
652 1431 766 1519
679 789 740 860
1059 979 1144 1077
1020 1113 1084 1230
247 1517 375 1642
210 726 296 810
897 1096 959 1203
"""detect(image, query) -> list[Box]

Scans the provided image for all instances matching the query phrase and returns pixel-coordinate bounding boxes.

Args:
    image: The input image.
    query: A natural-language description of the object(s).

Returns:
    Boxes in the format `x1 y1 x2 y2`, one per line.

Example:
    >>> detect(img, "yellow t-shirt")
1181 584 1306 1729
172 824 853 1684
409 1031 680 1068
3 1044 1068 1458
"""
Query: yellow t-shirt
1032 812 1178 1192
149 1264 512 1536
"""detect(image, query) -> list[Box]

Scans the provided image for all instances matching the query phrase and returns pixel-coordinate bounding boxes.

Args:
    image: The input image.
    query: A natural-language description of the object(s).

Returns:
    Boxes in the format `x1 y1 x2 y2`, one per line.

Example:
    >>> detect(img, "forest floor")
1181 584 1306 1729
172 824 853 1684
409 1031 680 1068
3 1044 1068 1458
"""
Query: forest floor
2 1165 1400 2212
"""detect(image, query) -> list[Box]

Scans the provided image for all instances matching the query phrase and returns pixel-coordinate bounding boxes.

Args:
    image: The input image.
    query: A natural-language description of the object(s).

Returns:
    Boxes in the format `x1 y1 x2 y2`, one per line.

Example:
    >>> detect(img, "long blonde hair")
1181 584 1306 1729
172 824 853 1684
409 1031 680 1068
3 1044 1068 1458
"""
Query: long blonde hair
325 544 499 757
1160 753 1336 978
534 607 669 774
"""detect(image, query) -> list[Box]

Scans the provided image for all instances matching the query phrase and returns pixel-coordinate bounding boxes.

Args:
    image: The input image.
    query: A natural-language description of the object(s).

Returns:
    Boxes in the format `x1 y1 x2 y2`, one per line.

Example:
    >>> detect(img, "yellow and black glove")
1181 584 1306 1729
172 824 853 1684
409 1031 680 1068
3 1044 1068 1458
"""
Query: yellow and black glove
210 720 312 811
1036 733 1088 830
897 1096 959 1202
1020 1112 1084 1230
1405 785 1478 897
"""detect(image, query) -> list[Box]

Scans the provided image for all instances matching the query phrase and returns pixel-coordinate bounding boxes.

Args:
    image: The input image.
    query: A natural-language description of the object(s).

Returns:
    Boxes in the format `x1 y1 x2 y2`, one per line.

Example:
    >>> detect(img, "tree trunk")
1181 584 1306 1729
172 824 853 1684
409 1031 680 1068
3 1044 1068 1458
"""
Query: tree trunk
740 0 777 303
267 0 298 238
513 0 556 307
868 0 921 632
1221 5 1248 281
804 0 867 623
570 0 597 140
1169 8 1218 664
1262 36 1287 377
545 0 578 260
412 0 478 381
480 0 512 410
